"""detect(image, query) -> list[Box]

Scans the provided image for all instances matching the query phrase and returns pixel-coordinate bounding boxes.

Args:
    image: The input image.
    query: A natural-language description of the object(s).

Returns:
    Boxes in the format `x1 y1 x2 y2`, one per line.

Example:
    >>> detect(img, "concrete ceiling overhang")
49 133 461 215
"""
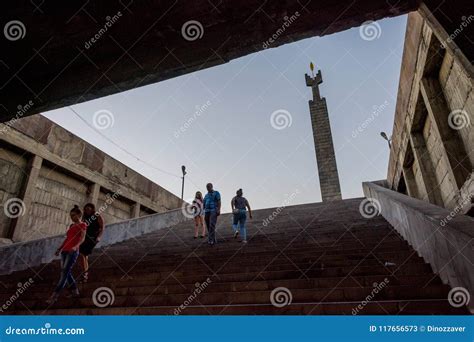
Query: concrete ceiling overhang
1 0 422 122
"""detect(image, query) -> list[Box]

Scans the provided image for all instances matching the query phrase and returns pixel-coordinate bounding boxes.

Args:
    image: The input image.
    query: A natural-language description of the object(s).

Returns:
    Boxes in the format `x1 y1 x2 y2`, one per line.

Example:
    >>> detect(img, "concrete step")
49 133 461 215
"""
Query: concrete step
4 249 422 283
1 240 415 281
7 274 443 298
20 300 468 315
10 284 453 311
1 199 466 315
1 259 432 290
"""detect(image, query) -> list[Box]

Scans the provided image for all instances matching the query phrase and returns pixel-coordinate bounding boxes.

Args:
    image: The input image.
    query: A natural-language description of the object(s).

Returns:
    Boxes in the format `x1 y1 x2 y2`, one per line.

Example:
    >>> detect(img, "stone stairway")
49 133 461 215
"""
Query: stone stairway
0 198 468 315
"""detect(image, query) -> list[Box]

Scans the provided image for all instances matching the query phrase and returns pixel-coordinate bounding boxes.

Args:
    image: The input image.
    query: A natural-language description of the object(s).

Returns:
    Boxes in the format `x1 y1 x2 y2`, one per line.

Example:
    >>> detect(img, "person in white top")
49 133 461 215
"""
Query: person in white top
192 191 205 239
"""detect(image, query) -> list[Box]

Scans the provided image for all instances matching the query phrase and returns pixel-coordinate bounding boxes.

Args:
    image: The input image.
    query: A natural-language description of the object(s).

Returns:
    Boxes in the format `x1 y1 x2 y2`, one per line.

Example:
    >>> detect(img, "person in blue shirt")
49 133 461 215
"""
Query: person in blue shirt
203 183 221 246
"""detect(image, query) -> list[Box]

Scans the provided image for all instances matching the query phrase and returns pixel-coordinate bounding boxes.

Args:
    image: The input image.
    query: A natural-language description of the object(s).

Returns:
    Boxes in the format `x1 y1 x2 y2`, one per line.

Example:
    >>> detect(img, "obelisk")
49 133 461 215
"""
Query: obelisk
305 65 342 201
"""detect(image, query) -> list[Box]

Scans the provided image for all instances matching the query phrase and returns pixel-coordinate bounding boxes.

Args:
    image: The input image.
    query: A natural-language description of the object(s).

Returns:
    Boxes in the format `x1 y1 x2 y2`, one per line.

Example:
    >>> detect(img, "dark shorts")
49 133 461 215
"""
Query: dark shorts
79 236 98 256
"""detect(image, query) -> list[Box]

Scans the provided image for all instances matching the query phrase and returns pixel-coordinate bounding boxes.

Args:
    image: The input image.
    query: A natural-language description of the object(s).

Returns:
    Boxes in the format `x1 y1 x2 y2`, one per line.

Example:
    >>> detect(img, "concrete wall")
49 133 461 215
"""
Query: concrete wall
0 115 183 242
412 158 427 201
0 148 27 238
23 165 90 240
363 181 474 311
97 191 133 224
422 115 457 208
0 208 189 275
0 0 421 121
439 51 474 166
387 12 473 214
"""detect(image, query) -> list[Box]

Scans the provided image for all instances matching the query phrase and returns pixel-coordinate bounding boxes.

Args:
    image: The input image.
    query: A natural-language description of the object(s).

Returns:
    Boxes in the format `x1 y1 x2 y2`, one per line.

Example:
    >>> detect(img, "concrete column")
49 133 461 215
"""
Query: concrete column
418 3 473 74
402 167 419 199
409 133 444 207
131 202 141 218
9 154 43 242
87 183 101 205
420 77 472 189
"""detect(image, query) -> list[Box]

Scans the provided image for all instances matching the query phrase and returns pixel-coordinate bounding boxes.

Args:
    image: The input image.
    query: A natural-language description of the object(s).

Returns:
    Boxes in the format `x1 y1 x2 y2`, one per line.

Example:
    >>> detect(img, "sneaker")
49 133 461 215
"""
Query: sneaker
66 288 81 298
79 272 88 283
46 293 59 305
199 235 205 238
234 230 239 239
242 240 248 244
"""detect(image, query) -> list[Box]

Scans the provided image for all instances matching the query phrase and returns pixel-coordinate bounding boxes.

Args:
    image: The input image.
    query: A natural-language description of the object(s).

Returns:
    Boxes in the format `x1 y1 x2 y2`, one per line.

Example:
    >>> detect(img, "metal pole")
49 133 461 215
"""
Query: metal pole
181 165 186 200
380 132 392 150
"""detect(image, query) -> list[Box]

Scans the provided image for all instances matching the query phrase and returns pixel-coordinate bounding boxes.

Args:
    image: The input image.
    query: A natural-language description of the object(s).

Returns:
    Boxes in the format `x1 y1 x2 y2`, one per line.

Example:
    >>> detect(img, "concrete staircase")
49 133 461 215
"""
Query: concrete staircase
0 198 468 315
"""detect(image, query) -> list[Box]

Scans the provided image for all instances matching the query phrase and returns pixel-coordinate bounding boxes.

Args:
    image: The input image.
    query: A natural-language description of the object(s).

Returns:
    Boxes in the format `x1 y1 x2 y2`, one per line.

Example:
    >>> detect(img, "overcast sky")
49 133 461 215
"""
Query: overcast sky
44 15 407 213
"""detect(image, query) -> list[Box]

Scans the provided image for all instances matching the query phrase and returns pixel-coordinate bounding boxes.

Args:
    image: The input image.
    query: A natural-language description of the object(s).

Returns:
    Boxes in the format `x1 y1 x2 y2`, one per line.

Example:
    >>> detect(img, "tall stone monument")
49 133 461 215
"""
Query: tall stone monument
306 65 342 201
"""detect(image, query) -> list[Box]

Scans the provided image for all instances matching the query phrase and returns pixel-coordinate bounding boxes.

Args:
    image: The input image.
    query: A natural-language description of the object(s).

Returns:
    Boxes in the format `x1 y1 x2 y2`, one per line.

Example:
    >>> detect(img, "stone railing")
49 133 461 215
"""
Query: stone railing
363 180 474 310
0 208 189 275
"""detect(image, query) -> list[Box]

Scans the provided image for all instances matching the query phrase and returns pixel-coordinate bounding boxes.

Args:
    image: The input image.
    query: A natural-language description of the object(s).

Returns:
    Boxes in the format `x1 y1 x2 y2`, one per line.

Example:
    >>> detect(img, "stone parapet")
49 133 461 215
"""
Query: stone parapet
363 180 474 311
0 208 190 275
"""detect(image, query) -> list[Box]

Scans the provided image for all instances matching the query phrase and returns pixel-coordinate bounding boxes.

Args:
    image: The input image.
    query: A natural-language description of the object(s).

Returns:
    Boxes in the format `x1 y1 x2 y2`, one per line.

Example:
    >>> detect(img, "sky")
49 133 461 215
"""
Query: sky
44 15 408 213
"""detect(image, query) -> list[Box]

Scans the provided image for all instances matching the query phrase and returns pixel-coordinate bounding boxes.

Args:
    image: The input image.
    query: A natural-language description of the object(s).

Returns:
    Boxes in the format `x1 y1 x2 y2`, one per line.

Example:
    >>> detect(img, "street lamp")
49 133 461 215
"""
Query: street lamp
181 165 187 200
380 132 392 149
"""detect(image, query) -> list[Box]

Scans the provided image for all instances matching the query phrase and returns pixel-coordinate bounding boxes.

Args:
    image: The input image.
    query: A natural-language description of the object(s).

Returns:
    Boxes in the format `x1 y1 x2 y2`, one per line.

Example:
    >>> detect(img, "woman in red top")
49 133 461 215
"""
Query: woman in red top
47 205 86 304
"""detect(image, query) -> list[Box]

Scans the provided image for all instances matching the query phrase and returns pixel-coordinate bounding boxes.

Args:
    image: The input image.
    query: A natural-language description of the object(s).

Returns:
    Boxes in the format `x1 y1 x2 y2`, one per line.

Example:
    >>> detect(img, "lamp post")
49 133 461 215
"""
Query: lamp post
380 132 392 149
181 165 187 200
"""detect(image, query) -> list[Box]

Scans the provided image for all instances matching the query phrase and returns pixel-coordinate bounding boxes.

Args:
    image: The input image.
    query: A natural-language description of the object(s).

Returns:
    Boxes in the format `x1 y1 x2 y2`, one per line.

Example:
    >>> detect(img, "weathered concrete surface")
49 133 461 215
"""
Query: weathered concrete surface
420 1 474 66
459 173 474 215
0 115 183 242
306 71 342 201
0 0 422 121
363 180 474 311
387 11 473 212
0 208 190 275
0 149 27 237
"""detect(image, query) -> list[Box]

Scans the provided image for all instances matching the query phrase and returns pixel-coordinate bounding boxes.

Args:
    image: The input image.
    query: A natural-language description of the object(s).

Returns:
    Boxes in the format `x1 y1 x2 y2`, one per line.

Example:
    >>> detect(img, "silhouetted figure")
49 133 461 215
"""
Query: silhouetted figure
79 203 104 282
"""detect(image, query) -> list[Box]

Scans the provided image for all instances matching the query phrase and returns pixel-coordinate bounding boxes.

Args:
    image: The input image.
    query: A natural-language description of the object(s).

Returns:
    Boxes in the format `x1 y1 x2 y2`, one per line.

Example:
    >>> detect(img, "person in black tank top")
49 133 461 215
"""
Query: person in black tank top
231 189 252 243
79 203 104 282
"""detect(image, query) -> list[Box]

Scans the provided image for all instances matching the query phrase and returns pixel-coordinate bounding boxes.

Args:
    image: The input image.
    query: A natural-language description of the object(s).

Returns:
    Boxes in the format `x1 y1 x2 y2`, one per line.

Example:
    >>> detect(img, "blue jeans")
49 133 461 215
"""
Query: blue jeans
54 251 79 293
232 210 247 241
205 211 218 244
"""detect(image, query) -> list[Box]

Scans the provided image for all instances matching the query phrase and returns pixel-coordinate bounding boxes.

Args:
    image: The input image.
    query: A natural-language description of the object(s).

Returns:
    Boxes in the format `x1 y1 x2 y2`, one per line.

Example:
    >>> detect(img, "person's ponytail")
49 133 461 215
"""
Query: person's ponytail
70 205 82 216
